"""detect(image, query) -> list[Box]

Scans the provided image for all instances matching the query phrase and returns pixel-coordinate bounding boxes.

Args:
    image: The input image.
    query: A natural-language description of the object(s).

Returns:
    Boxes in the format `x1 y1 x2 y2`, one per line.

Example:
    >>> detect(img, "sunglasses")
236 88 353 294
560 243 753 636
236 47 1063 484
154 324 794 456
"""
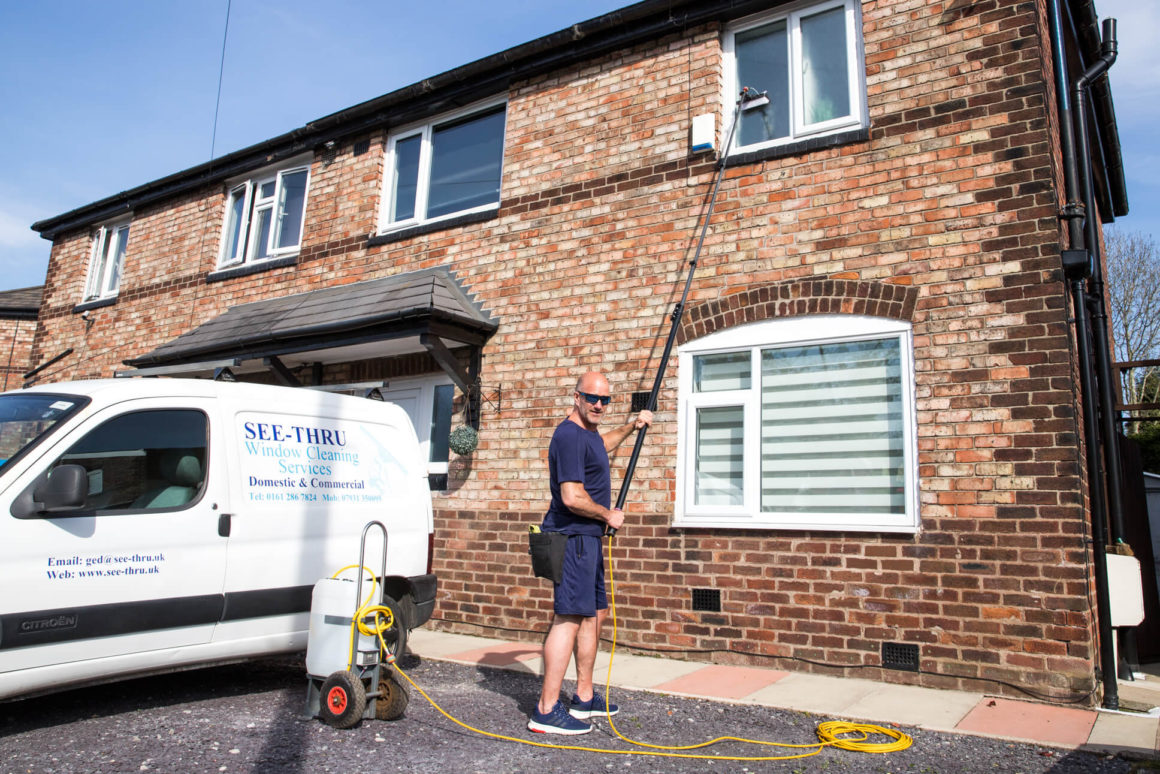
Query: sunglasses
577 391 611 406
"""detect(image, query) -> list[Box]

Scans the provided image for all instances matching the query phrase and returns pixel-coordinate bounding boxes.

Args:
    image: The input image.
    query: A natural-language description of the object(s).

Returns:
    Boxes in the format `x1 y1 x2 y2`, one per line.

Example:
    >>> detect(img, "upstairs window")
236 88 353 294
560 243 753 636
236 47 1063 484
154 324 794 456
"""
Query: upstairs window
725 0 867 153
219 161 310 267
84 220 130 301
381 102 506 231
677 316 918 533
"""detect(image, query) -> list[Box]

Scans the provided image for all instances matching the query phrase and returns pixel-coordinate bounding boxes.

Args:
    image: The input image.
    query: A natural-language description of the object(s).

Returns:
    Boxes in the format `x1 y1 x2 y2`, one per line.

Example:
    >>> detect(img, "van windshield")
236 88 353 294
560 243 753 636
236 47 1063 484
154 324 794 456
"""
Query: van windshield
0 393 87 474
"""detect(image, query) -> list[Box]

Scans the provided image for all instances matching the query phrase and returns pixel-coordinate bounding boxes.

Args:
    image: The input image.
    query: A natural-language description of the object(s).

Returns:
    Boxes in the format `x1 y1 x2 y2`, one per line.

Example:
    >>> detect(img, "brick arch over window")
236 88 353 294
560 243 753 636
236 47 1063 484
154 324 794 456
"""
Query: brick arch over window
677 278 918 345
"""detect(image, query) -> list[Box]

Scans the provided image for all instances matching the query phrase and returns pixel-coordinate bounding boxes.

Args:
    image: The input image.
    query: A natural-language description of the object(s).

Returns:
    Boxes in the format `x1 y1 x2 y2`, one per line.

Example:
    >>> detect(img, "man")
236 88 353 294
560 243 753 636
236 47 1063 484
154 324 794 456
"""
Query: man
527 371 652 735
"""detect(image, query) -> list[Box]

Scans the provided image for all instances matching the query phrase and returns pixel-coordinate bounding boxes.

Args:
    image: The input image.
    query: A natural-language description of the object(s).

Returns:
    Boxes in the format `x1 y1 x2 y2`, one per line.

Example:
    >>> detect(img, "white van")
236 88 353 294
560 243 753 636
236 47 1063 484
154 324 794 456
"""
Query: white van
0 379 436 700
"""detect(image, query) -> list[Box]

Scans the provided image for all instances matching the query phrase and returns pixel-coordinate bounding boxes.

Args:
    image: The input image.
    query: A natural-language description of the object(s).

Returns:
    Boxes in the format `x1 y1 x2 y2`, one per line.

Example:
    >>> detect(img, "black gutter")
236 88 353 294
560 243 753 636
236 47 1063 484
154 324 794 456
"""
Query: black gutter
31 0 776 242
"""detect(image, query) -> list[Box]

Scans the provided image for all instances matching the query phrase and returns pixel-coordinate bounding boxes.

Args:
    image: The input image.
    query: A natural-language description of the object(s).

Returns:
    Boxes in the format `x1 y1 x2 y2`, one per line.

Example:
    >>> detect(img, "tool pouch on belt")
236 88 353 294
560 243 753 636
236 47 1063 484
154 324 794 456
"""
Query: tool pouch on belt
528 526 567 584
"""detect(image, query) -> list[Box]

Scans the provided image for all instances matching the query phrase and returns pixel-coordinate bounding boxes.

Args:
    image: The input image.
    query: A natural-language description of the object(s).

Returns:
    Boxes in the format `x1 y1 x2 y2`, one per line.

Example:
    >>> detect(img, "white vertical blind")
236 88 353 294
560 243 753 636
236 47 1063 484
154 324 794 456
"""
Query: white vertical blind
695 405 744 505
759 338 904 515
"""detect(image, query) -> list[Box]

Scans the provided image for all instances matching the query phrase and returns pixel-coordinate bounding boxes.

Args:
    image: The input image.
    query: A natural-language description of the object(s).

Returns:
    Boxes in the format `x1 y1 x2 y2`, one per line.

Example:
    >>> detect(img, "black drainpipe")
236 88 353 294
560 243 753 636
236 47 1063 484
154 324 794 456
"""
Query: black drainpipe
1047 0 1118 710
1074 19 1125 543
1072 19 1138 680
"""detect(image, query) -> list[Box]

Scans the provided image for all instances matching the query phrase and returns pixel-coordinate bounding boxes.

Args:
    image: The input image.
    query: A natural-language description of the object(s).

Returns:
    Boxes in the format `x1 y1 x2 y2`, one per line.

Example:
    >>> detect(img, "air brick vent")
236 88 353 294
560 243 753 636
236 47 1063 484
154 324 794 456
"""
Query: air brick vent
691 588 721 612
881 641 919 672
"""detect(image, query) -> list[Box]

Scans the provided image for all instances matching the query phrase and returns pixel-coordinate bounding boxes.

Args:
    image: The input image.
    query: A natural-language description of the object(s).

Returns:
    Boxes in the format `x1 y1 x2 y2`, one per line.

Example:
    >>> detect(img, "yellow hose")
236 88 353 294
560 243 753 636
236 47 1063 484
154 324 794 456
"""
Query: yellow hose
371 536 913 760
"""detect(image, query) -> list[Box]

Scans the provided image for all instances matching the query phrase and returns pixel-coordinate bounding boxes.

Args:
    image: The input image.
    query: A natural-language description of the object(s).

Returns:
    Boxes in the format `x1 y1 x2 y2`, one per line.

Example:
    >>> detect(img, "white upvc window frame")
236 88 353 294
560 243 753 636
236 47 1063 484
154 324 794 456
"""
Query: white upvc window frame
378 98 507 234
723 0 868 154
218 155 312 269
84 219 131 302
675 316 919 534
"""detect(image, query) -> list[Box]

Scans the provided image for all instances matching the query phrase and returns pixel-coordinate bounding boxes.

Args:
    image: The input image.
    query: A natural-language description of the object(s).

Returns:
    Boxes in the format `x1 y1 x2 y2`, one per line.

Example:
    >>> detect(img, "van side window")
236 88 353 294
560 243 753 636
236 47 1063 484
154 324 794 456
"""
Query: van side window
54 410 208 512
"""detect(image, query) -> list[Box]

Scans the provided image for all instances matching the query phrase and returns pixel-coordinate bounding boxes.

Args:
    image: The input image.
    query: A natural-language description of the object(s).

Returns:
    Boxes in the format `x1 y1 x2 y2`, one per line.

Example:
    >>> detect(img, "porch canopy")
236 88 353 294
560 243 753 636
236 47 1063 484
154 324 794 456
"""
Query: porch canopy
121 267 497 392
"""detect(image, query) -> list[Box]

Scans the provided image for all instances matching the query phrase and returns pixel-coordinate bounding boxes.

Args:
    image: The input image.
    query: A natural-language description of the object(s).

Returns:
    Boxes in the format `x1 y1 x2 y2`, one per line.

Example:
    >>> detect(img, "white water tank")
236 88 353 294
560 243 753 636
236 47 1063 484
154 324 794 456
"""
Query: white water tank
305 577 377 677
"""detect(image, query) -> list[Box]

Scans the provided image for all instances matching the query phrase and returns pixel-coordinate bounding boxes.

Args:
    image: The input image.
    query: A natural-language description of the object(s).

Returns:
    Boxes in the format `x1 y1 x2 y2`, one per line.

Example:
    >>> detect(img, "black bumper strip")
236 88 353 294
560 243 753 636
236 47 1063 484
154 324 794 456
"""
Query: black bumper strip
1 576 433 650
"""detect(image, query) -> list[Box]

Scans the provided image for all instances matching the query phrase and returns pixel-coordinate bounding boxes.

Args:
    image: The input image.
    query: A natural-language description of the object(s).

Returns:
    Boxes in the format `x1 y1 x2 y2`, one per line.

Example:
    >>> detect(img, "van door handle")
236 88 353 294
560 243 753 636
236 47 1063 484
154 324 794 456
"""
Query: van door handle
218 513 232 538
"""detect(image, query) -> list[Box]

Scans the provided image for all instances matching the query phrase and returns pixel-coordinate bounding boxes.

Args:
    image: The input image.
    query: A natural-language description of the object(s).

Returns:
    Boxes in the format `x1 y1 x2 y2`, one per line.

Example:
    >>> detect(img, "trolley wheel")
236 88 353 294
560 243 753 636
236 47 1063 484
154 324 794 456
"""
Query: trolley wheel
374 668 409 721
319 670 366 729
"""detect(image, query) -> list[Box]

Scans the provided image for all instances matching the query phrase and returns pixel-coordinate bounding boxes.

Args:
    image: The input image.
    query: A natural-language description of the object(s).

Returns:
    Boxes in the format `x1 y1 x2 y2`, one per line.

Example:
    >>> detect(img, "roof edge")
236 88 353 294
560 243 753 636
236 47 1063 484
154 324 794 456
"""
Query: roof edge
32 0 772 241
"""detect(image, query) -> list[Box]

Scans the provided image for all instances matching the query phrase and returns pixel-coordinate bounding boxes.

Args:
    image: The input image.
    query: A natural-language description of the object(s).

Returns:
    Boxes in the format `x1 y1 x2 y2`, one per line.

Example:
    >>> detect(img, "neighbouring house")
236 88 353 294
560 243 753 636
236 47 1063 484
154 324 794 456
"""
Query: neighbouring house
0 286 42 391
25 0 1136 706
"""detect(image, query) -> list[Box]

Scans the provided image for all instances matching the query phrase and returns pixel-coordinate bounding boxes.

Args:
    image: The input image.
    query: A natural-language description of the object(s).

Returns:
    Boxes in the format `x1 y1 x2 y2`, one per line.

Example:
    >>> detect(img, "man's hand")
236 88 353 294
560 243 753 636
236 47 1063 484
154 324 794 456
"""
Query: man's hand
633 409 653 431
605 507 625 531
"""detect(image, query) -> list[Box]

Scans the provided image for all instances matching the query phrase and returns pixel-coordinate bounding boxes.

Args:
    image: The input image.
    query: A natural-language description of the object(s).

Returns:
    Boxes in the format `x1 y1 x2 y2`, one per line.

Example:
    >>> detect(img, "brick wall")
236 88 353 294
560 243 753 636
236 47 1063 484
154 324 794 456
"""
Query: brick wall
0 317 36 391
31 0 1102 702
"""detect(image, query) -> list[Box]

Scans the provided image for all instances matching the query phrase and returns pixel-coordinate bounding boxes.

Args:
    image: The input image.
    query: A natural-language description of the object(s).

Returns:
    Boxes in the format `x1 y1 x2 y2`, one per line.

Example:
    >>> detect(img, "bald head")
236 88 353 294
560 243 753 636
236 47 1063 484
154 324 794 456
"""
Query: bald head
575 371 609 395
570 371 612 430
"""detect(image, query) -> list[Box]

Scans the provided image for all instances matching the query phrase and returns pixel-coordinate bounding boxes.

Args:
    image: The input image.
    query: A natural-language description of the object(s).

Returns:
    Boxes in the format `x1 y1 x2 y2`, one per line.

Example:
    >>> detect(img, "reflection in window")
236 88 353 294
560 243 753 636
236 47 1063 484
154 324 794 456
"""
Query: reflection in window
56 409 208 512
383 103 506 229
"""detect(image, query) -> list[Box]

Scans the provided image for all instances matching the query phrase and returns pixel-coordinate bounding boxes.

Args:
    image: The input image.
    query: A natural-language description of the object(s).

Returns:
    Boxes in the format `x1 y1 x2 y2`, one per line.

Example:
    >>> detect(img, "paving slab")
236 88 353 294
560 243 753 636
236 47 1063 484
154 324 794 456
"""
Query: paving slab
745 672 883 716
842 682 983 731
601 652 707 691
651 663 789 701
1084 711 1160 757
955 697 1098 748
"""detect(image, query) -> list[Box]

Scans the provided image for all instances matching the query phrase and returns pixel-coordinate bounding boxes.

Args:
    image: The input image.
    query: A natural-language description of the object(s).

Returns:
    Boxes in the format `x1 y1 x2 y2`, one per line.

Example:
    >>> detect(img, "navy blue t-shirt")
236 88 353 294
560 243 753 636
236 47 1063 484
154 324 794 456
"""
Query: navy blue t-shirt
543 419 610 537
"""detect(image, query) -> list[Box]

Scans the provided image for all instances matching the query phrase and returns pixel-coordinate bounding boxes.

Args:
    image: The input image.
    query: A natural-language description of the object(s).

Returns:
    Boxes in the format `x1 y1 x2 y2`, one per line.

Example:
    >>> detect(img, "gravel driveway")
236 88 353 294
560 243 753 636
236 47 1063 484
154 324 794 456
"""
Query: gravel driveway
1 655 1147 773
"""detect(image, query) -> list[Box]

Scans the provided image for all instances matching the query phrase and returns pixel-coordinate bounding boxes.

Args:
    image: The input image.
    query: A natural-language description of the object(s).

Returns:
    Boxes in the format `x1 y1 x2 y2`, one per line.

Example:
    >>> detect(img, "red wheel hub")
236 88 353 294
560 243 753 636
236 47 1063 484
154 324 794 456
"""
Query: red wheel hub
327 686 349 713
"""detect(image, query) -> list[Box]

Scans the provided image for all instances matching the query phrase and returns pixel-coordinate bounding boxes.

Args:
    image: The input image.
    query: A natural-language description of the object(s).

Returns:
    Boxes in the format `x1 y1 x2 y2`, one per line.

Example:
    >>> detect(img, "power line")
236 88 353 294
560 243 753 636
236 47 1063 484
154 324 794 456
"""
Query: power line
210 0 232 162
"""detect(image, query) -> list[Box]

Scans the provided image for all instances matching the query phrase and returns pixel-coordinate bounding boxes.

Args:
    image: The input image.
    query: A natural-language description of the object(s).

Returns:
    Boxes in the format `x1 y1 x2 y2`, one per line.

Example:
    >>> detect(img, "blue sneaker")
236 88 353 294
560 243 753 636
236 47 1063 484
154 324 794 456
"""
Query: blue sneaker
528 700 593 735
569 691 619 719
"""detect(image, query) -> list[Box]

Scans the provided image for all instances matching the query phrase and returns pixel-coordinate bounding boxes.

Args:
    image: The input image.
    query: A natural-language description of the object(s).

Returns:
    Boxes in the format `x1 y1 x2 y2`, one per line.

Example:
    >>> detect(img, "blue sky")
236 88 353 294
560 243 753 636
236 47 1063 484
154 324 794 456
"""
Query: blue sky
0 0 1154 291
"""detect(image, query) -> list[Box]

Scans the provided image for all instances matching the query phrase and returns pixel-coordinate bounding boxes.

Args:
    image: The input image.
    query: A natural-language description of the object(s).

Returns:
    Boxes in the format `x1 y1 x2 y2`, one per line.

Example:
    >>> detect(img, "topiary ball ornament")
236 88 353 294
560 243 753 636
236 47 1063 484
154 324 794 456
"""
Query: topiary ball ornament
448 425 479 455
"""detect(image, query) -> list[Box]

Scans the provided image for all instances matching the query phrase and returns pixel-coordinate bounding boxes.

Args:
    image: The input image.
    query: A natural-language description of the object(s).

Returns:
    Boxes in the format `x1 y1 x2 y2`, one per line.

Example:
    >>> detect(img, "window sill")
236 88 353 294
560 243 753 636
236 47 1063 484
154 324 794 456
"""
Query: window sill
206 255 298 284
73 296 118 314
368 208 499 247
672 515 919 534
725 126 870 168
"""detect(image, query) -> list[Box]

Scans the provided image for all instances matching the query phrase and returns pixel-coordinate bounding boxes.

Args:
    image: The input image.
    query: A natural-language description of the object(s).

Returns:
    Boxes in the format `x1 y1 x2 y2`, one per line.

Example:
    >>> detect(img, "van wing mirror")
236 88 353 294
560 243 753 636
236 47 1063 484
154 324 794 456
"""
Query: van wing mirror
32 464 89 513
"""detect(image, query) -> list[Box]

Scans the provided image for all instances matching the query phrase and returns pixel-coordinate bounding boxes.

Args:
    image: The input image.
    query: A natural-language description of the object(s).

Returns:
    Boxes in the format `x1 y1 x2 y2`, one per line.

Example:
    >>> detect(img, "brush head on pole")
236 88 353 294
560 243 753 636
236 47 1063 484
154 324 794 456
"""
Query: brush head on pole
739 86 770 111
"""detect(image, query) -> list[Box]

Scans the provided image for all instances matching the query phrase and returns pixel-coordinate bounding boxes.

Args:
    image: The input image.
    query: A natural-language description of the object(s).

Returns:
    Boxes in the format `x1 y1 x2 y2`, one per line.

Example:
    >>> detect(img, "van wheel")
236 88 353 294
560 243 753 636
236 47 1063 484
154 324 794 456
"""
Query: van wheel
374 669 409 721
378 596 408 661
319 670 366 729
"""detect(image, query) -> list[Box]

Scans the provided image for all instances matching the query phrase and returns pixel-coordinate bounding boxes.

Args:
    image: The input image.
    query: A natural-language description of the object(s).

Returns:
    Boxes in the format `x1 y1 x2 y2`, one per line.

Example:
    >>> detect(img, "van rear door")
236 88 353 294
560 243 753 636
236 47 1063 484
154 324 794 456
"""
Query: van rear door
0 397 228 682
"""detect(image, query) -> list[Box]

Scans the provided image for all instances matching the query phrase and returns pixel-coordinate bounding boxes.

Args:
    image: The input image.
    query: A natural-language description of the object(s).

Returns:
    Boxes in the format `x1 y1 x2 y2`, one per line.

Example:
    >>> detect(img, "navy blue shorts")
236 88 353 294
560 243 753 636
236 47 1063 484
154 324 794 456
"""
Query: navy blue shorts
554 534 607 617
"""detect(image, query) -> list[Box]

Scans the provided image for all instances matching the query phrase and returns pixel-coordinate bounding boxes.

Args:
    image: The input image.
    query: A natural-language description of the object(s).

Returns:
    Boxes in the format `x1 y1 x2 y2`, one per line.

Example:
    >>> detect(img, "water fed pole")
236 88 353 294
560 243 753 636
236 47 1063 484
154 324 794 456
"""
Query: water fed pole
609 86 769 536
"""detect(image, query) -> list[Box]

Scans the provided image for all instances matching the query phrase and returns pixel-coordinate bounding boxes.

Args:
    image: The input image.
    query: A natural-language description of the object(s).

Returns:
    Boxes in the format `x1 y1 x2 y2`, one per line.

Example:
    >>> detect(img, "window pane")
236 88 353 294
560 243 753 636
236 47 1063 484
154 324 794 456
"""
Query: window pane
427 107 505 219
428 384 454 463
88 230 111 299
735 20 790 145
391 135 421 221
694 352 751 392
59 409 207 512
760 338 904 515
224 185 248 263
106 225 129 294
801 6 851 124
695 406 744 506
258 180 276 200
252 207 272 260
275 169 308 249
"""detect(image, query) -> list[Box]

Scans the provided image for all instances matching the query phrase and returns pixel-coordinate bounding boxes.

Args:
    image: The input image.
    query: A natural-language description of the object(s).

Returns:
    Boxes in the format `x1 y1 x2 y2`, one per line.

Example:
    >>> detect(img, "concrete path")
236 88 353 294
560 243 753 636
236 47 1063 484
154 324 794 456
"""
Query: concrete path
410 628 1160 759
